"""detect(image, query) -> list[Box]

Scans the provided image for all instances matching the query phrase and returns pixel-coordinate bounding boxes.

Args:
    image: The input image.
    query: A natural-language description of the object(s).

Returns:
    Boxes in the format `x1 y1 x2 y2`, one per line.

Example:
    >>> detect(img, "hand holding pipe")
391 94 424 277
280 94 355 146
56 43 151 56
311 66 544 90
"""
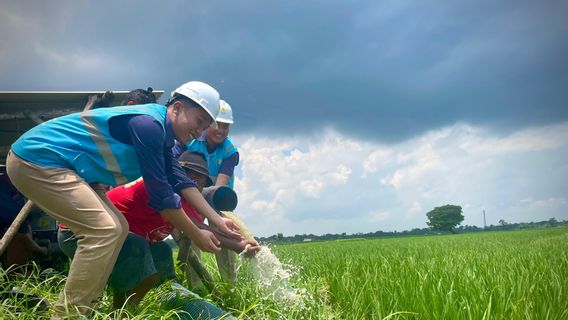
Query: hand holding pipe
201 186 260 255
219 211 256 242
190 217 259 257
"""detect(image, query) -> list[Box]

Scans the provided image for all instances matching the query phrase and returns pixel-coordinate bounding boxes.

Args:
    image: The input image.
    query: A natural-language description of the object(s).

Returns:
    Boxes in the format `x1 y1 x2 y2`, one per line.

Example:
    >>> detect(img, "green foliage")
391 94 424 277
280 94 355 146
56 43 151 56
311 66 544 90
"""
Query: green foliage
426 204 464 232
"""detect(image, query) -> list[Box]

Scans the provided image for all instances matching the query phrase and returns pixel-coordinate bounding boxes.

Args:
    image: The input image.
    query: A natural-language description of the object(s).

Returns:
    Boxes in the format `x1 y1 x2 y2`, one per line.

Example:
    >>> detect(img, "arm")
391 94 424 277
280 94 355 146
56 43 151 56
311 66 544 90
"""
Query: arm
160 208 221 253
215 152 239 187
179 187 242 240
125 115 221 252
190 217 260 257
215 174 230 187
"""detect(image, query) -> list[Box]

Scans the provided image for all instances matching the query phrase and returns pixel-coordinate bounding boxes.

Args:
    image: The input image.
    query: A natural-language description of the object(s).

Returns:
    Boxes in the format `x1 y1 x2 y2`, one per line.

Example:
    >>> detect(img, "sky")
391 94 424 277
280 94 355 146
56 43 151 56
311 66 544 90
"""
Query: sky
1 0 567 237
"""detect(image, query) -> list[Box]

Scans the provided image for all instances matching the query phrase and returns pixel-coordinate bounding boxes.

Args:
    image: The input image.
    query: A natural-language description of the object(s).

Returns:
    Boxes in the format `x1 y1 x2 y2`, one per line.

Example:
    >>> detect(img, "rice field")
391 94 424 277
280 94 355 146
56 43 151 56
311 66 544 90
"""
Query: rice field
1 227 567 319
287 229 568 319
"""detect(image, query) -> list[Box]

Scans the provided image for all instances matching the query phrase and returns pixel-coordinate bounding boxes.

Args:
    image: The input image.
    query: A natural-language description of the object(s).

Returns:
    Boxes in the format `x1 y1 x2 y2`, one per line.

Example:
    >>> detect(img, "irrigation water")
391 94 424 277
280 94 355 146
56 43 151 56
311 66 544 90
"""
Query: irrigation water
223 211 309 309
240 245 308 309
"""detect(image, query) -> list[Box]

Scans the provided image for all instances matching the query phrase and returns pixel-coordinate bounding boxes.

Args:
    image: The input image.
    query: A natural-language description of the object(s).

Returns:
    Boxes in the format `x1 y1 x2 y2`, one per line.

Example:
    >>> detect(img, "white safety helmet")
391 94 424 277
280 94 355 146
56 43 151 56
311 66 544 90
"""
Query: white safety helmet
216 100 234 124
171 81 221 128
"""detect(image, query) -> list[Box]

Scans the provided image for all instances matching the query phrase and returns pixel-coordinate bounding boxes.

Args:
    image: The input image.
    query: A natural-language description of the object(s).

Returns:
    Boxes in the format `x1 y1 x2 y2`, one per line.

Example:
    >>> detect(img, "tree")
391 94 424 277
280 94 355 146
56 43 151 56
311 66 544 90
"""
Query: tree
426 205 464 233
498 219 508 226
548 217 558 227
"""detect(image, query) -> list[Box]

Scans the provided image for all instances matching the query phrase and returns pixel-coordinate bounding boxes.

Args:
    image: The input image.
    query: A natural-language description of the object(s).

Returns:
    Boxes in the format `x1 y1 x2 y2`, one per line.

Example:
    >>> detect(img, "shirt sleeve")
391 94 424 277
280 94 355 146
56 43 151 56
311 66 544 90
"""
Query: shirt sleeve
166 141 198 194
218 152 239 176
171 140 186 159
127 115 182 211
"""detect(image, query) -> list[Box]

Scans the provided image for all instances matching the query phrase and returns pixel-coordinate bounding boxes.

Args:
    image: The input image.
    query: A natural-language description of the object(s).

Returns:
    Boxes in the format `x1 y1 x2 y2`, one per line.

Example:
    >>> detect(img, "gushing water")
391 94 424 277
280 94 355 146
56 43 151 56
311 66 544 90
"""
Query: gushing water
224 210 309 308
240 245 307 308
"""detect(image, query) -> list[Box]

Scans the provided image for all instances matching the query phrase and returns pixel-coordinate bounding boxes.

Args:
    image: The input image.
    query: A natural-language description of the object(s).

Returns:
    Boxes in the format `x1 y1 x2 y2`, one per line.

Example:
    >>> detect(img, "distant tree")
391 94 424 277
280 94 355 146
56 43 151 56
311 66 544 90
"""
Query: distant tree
277 233 284 240
498 219 508 226
548 218 559 227
426 205 464 233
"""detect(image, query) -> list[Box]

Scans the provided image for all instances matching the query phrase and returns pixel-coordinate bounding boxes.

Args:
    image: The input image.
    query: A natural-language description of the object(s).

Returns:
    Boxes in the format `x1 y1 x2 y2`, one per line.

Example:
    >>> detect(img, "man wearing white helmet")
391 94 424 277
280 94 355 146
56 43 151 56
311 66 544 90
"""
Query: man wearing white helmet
183 100 248 283
186 100 239 189
6 81 242 317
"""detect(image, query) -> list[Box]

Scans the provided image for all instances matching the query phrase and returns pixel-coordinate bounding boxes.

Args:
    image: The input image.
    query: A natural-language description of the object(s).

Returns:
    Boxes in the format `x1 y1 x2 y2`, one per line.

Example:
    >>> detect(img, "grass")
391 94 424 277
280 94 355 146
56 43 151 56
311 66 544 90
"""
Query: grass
1 227 567 319
270 228 568 319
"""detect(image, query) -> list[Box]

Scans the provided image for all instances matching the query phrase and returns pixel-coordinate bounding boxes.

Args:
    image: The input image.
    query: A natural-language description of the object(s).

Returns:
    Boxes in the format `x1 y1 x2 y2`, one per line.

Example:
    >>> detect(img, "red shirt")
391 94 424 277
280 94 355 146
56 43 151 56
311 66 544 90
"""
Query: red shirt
107 179 204 243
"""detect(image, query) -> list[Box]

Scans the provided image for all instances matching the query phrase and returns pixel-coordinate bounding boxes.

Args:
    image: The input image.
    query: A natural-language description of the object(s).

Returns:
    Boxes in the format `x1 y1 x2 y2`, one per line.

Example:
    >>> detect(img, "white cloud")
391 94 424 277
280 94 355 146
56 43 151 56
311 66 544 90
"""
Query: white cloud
299 179 324 198
363 149 392 173
232 122 568 237
381 144 443 189
460 122 568 155
328 164 352 184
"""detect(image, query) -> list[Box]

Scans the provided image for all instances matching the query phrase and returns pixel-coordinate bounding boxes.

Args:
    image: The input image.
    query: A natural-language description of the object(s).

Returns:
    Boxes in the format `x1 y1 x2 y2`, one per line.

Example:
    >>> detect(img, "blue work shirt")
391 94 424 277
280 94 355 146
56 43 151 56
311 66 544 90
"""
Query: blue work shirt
109 114 196 211
173 141 239 181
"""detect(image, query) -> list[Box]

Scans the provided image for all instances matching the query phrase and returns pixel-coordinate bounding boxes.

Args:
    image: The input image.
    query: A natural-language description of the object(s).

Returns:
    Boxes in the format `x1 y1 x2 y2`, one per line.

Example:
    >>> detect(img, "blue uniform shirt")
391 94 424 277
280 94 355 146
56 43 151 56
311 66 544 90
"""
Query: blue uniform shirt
11 104 196 211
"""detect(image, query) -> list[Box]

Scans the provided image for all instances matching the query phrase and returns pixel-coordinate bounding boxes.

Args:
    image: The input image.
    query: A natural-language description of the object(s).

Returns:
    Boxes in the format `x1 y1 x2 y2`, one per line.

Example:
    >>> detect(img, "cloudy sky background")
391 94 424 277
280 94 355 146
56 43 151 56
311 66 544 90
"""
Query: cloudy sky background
1 0 567 236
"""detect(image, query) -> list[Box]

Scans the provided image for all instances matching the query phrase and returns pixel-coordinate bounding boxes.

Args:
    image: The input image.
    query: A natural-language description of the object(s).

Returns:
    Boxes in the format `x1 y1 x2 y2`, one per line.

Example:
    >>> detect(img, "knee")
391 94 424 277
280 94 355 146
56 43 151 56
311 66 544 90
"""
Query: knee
113 220 129 242
96 220 128 243
118 220 129 240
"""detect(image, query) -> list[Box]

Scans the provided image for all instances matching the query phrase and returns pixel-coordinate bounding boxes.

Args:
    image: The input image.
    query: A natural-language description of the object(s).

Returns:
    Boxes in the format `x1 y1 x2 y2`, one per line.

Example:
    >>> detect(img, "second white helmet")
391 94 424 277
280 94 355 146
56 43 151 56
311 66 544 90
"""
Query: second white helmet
171 81 220 128
217 100 234 124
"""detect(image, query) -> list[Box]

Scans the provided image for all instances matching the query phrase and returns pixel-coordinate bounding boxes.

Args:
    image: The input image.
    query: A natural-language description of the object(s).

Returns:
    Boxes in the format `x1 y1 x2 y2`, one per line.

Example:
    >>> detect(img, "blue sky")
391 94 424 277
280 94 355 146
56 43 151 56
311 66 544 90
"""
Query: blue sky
1 0 567 236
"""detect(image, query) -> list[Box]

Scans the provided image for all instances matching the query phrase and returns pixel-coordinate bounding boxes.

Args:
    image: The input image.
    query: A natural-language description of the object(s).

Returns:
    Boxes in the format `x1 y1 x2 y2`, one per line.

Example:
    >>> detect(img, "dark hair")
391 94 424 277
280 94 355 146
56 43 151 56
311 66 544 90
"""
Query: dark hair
122 87 157 105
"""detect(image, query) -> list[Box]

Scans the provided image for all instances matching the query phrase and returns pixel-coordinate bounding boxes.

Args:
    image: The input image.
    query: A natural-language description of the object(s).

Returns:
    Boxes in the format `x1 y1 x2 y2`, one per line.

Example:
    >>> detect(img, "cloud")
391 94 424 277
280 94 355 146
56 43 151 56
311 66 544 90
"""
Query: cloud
363 149 393 174
500 197 568 224
460 122 568 155
232 122 568 236
1 0 566 237
1 0 567 141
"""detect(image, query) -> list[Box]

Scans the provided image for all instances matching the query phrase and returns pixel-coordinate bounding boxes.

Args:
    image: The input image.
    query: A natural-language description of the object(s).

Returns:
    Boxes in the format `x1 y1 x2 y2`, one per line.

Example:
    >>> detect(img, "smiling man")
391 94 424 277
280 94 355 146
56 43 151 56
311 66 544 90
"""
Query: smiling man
187 100 239 189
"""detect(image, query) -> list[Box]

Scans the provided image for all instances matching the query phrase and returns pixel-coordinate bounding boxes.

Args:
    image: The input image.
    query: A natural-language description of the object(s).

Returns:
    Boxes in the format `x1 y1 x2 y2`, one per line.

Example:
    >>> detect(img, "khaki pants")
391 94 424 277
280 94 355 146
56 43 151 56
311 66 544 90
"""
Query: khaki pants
6 151 129 317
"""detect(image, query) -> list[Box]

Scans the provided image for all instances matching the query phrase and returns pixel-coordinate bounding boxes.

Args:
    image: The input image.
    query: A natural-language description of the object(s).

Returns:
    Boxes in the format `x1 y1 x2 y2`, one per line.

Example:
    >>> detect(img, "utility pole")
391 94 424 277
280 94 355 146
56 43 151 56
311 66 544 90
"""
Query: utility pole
483 209 487 230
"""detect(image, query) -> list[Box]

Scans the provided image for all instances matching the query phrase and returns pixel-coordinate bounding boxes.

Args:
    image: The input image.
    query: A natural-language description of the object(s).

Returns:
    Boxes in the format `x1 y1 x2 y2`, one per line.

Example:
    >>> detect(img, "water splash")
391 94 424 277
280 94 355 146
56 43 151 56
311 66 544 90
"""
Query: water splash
239 246 307 308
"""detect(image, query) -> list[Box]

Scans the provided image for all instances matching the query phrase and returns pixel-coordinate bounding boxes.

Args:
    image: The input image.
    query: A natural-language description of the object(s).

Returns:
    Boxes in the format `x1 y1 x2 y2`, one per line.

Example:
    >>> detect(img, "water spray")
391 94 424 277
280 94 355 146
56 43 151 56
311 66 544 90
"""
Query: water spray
202 186 308 307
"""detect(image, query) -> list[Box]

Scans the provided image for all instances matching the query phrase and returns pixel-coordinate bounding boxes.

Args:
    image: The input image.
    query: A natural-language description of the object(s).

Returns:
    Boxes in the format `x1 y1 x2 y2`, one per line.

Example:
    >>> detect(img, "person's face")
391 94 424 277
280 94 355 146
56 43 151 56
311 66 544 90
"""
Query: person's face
170 101 213 144
206 122 230 146
188 171 209 192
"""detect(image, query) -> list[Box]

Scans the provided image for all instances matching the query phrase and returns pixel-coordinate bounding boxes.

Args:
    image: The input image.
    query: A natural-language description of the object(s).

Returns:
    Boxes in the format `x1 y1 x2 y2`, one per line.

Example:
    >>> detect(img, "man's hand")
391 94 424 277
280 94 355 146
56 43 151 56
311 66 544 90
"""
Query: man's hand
240 239 261 258
212 216 243 240
192 229 222 253
161 208 222 253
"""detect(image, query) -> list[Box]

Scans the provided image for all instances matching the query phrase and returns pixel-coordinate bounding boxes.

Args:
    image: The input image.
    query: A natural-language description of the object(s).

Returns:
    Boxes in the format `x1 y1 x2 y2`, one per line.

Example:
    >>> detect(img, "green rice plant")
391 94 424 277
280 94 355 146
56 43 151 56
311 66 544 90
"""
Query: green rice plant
1 227 567 319
269 228 568 319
